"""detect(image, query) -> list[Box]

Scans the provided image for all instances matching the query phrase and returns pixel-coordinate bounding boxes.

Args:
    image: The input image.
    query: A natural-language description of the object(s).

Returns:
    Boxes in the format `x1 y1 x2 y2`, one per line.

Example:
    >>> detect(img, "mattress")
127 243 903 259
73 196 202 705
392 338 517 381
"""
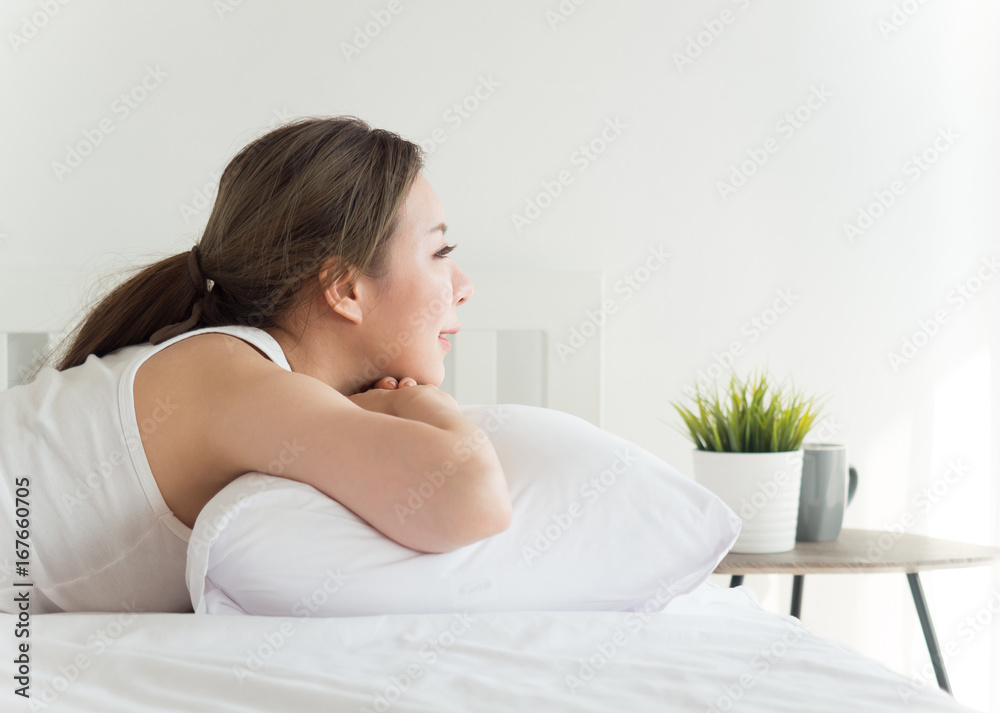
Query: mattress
1 581 977 712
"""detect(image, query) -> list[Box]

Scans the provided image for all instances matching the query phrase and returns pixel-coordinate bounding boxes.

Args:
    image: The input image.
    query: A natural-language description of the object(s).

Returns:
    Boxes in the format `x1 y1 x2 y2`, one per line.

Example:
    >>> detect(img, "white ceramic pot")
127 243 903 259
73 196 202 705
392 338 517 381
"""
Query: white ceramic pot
692 449 804 554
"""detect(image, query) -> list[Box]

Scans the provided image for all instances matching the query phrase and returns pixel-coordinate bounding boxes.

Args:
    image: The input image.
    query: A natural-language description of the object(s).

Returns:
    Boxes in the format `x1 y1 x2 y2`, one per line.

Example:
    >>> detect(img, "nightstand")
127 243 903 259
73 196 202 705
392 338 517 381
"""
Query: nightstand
714 528 1000 695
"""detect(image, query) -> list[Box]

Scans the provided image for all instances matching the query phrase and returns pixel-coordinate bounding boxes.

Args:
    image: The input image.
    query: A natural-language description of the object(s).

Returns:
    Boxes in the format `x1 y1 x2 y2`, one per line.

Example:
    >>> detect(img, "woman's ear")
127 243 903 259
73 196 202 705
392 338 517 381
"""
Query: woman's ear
319 259 364 325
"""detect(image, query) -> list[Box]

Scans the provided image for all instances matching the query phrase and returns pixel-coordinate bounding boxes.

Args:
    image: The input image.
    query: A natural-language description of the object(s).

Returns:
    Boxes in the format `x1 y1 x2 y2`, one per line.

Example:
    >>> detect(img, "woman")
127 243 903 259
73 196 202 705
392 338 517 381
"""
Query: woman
0 116 511 615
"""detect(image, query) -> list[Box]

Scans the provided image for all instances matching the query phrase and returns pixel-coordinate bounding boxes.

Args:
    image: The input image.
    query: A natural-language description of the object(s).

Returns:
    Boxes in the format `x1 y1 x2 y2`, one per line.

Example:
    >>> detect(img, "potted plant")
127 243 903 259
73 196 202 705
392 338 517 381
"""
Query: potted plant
667 369 826 554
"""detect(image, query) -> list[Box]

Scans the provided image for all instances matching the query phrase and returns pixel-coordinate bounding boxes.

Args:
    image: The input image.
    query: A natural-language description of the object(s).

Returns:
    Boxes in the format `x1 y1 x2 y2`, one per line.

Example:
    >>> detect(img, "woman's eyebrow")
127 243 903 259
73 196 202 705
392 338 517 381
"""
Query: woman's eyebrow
428 222 448 236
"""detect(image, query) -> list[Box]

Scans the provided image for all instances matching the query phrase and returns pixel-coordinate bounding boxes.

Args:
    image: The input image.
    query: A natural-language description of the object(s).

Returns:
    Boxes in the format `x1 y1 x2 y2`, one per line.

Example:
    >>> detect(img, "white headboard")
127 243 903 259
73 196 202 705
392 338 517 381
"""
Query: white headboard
0 268 605 427
0 266 86 393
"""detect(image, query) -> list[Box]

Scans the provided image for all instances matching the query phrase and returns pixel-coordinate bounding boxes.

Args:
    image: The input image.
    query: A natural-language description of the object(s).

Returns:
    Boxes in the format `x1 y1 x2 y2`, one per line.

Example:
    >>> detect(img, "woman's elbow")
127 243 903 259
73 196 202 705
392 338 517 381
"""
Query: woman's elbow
471 465 513 538
431 477 513 553
478 492 513 539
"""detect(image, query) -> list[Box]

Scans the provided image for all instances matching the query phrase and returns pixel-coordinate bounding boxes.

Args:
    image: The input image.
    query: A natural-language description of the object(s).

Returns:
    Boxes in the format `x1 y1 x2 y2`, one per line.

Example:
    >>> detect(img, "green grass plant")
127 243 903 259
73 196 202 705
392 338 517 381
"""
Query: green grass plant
668 369 826 453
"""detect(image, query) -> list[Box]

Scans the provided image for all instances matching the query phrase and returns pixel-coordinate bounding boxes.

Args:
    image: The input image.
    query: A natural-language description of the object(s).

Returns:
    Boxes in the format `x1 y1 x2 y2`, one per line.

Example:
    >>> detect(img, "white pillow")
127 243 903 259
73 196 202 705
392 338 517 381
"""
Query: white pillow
186 404 740 616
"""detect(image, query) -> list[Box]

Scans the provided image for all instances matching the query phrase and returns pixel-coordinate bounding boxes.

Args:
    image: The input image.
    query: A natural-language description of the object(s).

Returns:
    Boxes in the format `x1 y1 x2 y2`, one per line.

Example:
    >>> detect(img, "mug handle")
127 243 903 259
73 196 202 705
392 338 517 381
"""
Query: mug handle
847 465 859 506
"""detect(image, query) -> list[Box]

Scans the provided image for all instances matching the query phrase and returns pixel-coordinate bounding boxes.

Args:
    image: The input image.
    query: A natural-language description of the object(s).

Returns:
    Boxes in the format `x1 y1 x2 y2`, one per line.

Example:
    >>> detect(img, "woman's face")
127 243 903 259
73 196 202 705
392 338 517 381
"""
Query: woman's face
358 172 474 387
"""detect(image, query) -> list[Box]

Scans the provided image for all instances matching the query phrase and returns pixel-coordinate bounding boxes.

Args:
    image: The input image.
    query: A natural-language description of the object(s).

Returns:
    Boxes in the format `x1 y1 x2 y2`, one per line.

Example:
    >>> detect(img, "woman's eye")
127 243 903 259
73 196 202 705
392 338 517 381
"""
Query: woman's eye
435 244 456 258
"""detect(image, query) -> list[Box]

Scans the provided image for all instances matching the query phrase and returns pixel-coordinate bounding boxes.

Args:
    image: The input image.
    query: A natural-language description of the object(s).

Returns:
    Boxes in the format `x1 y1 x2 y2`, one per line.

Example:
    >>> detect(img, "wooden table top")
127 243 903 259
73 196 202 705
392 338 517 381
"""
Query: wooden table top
714 529 1000 575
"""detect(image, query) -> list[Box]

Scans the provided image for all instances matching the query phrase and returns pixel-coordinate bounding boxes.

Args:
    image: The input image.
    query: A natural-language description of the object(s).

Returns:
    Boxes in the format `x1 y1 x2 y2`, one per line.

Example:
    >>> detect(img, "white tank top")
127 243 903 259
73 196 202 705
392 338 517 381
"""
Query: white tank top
0 325 291 614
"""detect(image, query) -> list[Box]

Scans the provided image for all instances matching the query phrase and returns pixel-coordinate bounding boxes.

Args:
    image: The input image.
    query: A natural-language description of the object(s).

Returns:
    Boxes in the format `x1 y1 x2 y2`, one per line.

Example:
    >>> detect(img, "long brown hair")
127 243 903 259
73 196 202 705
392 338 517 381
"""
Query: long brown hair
45 115 423 375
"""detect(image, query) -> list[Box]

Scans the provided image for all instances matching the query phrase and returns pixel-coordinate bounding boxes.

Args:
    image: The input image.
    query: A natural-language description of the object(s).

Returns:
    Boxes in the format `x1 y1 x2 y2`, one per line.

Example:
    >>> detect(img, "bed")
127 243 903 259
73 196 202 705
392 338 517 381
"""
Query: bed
0 268 981 712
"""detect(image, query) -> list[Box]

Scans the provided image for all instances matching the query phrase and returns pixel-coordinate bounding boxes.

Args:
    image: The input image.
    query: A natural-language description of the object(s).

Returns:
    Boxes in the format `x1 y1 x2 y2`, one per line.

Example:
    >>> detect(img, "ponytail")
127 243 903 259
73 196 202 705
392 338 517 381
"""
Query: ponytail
38 115 423 375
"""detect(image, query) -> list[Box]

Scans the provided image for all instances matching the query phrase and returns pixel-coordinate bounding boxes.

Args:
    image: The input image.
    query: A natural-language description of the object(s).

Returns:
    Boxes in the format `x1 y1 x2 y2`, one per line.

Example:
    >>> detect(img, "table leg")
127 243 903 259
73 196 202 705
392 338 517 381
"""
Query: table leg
729 575 744 588
906 572 951 694
790 574 804 619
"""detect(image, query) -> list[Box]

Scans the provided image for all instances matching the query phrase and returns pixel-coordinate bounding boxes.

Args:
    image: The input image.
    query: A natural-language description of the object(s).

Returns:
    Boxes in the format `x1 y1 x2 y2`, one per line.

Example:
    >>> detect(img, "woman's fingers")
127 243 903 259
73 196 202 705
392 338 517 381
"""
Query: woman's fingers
369 376 417 390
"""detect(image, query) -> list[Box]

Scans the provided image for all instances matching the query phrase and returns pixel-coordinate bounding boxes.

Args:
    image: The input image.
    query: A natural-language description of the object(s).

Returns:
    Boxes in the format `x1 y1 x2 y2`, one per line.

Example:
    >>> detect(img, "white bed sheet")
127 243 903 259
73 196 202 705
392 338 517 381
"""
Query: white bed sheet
2 581 978 713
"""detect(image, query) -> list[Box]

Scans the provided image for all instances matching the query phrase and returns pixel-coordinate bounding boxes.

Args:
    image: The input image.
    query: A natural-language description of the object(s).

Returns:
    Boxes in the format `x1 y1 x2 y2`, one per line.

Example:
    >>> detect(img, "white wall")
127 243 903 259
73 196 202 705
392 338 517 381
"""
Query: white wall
2 0 998 709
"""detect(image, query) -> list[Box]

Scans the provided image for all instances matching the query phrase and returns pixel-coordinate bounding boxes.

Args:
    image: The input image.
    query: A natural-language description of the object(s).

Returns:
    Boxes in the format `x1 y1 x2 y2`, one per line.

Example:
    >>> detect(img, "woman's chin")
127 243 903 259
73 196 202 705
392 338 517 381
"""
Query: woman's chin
400 363 443 388
426 363 446 388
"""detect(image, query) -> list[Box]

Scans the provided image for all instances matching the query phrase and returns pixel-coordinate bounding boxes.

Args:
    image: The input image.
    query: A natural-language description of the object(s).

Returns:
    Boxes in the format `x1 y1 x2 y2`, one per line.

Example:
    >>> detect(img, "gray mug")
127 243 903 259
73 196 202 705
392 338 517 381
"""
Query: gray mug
796 443 859 542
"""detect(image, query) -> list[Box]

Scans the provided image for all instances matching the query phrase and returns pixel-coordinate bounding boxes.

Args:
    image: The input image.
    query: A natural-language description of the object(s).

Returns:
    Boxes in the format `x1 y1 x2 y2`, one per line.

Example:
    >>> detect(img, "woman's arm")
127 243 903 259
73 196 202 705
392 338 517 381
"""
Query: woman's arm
350 378 512 548
196 346 511 554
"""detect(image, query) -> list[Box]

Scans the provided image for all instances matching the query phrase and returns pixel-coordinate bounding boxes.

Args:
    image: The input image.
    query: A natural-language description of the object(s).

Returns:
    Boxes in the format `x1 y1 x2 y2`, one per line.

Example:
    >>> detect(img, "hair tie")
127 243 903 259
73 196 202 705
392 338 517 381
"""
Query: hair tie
149 245 210 345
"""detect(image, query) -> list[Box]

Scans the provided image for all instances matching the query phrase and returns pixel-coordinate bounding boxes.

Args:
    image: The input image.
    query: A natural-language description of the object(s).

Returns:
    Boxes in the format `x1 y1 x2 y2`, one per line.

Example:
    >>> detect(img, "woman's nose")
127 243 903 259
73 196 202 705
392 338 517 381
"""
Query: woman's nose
454 267 474 306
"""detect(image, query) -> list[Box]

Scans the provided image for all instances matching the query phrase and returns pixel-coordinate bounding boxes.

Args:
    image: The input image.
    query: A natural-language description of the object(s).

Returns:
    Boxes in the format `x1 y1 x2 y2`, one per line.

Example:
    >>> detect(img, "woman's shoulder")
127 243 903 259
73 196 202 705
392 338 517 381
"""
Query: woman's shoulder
135 330 288 427
141 330 282 375
133 331 299 528
168 329 279 363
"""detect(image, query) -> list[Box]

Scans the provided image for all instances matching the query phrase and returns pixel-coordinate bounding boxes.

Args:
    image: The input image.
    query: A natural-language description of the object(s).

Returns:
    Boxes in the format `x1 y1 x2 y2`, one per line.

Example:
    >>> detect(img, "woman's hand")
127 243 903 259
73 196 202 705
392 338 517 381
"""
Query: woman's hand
349 375 460 418
347 375 425 416
370 376 418 390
